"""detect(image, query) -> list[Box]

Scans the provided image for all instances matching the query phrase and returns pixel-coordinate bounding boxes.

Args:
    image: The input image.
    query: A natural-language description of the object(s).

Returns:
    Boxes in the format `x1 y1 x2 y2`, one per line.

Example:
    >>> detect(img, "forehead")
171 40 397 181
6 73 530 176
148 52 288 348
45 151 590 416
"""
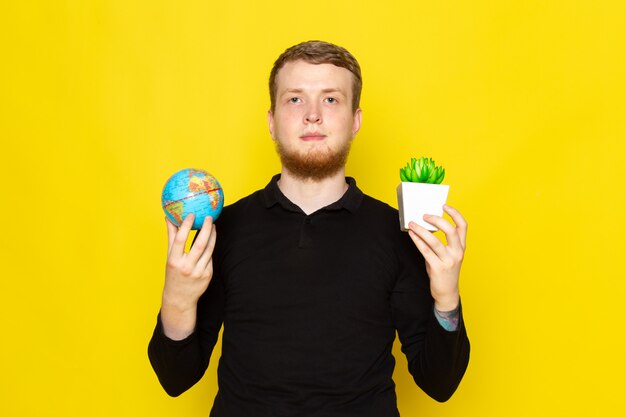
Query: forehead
275 60 354 93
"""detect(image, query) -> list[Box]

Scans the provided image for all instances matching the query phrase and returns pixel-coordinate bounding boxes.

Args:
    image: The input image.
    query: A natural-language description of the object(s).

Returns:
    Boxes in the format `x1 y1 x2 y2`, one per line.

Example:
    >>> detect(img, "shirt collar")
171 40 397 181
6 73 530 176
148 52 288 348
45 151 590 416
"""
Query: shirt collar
261 174 363 213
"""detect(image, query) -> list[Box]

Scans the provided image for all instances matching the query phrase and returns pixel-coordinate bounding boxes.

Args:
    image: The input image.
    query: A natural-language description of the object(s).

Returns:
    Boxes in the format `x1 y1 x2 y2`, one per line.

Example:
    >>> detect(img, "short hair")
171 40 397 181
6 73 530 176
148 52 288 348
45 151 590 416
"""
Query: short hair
269 40 362 113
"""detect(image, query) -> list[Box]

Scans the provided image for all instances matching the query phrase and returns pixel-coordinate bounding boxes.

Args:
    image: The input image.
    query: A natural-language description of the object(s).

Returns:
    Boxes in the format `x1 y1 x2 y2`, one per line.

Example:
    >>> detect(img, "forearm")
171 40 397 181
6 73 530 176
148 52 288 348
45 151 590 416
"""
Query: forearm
434 303 460 332
159 298 198 340
406 303 470 402
433 290 459 312
148 312 217 397
149 270 225 396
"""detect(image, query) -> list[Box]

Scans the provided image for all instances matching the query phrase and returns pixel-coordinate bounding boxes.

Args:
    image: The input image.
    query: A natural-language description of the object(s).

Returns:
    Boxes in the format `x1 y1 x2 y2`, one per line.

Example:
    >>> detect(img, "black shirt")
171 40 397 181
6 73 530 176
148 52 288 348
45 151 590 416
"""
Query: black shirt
148 175 470 416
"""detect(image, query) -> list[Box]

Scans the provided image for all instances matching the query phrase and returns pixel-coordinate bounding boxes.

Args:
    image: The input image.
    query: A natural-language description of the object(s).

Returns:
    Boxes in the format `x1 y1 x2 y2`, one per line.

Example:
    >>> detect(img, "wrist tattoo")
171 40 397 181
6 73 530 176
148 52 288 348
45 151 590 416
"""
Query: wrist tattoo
434 305 460 331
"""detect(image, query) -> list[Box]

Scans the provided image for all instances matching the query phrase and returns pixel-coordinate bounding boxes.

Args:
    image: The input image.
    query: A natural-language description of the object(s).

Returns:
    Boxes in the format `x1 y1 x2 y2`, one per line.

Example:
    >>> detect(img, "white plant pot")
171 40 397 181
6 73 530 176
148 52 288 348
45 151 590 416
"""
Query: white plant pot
396 182 450 231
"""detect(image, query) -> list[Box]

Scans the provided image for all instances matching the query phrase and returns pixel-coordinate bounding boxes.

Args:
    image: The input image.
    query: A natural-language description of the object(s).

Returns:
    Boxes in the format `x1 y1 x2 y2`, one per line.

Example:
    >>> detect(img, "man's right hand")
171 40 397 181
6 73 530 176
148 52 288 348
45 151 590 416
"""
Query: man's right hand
160 213 217 340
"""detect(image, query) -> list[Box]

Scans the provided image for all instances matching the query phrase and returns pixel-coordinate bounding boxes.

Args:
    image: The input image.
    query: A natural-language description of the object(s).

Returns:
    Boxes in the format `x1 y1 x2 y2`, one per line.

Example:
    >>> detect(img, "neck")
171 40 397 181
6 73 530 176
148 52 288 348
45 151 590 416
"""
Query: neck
277 168 349 215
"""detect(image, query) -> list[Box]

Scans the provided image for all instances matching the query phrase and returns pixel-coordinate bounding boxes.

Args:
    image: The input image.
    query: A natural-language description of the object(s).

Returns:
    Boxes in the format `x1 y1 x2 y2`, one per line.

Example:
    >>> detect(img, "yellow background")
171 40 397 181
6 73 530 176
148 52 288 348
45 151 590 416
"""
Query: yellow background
1 1 625 416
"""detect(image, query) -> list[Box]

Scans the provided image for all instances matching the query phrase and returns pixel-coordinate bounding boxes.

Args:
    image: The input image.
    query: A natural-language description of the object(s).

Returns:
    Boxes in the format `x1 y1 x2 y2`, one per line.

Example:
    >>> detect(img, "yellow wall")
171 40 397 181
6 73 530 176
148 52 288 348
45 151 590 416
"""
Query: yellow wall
1 1 624 416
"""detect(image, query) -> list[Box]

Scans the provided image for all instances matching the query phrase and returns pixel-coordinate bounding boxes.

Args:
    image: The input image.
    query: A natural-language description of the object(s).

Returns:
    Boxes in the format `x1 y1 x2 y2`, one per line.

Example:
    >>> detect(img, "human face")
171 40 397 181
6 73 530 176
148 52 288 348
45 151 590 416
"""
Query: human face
268 60 362 180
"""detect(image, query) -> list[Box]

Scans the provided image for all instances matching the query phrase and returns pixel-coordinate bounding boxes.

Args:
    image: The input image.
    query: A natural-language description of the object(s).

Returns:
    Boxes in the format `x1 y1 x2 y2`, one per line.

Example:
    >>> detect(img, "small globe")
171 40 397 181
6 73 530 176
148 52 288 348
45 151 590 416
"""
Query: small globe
161 168 224 230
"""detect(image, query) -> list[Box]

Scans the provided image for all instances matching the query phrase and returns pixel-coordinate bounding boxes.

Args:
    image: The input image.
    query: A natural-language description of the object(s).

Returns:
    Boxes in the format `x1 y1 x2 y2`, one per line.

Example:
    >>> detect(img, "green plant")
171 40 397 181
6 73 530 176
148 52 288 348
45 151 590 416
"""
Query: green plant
399 157 445 184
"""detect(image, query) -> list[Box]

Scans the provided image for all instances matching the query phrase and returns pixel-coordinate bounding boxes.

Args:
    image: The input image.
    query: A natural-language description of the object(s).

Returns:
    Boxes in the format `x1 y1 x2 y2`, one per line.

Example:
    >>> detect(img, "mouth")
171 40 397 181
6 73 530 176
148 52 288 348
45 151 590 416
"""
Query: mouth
300 132 327 141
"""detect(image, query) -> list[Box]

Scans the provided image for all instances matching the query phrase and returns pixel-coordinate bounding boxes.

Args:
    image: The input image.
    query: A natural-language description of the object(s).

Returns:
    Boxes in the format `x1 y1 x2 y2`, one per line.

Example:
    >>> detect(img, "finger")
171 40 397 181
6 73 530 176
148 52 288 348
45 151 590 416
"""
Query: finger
170 213 195 257
188 216 214 264
165 217 178 255
443 204 468 250
422 214 462 250
195 224 217 273
408 229 440 266
408 221 446 260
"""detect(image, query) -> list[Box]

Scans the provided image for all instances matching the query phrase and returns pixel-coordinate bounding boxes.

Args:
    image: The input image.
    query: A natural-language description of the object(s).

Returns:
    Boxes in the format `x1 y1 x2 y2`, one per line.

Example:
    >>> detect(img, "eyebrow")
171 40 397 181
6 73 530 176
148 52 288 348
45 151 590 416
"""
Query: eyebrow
281 88 346 95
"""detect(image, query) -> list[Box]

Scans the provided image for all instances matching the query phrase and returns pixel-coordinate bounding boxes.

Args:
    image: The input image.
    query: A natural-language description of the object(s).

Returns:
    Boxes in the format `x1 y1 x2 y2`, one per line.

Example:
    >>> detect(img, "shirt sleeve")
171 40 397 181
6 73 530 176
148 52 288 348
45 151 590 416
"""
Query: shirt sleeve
390 233 470 402
147 269 225 397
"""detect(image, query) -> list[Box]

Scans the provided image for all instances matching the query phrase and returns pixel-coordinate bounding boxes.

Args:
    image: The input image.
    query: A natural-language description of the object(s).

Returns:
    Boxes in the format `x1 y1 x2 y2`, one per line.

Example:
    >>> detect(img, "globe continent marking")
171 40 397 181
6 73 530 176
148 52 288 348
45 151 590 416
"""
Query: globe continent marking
162 168 224 230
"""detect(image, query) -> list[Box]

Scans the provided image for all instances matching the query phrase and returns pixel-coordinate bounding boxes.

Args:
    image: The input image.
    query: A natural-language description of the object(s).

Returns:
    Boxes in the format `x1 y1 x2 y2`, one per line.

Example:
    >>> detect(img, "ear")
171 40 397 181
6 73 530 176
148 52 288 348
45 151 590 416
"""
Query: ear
352 108 362 137
268 110 276 140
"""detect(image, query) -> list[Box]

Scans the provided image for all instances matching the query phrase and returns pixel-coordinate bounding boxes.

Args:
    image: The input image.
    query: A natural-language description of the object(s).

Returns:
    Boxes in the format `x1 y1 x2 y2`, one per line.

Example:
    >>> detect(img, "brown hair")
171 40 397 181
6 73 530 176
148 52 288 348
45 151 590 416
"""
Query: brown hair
269 40 362 113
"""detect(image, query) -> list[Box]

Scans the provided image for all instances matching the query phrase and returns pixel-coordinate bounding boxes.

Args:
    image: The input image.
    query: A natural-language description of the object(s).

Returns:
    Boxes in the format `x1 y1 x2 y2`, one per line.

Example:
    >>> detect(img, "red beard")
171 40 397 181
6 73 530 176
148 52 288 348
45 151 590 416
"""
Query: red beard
275 139 352 181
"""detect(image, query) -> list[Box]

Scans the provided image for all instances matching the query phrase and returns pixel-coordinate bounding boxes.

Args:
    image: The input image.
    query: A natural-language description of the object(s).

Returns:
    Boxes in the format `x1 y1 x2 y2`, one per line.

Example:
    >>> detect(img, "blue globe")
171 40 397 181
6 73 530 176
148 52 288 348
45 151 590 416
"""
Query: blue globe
161 168 224 230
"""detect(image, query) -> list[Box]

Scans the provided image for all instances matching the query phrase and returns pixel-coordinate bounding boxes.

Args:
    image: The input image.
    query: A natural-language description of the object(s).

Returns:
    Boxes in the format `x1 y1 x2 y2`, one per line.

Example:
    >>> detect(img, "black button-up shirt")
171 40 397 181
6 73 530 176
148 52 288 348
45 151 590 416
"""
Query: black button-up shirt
149 175 470 416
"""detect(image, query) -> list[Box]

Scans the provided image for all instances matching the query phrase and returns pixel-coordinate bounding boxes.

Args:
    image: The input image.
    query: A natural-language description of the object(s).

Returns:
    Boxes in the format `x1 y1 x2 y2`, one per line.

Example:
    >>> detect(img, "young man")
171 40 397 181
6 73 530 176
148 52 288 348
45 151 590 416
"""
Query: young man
149 41 470 416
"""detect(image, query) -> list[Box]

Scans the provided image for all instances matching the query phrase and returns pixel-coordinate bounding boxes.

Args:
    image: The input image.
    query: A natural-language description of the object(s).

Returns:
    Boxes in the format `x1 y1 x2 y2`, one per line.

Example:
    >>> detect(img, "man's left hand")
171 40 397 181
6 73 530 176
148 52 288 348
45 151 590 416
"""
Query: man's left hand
407 204 468 312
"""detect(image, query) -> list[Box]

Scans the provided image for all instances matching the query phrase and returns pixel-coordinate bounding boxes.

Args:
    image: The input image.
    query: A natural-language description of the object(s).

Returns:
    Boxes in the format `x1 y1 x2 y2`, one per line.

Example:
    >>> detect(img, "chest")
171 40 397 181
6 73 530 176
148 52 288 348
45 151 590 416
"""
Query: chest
217 213 399 327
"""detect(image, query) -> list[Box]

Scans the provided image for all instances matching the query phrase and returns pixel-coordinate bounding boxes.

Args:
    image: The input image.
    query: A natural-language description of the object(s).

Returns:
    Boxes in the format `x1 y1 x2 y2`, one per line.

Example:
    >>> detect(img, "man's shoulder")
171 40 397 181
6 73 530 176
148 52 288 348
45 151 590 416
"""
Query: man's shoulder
360 193 397 211
351 191 405 237
218 188 264 221
211 188 265 250
359 192 399 217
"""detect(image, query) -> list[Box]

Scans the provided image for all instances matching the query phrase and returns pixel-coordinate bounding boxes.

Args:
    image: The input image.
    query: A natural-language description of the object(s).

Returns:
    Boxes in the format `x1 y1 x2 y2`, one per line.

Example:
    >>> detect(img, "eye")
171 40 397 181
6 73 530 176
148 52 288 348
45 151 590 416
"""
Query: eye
289 97 301 103
324 97 337 104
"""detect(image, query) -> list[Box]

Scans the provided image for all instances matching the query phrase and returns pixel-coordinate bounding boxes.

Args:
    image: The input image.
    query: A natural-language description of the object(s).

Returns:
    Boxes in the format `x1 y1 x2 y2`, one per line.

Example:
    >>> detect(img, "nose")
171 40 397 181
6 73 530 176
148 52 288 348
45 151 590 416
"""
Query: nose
304 103 322 124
